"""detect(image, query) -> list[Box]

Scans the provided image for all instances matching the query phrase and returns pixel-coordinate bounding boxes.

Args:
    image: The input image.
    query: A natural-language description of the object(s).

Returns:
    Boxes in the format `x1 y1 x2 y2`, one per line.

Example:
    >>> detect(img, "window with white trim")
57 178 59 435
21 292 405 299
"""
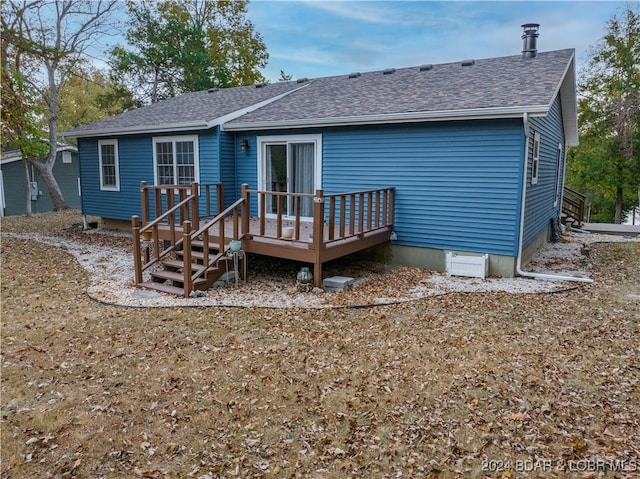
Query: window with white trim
62 151 72 163
98 139 120 191
153 135 199 186
554 143 563 206
531 131 540 185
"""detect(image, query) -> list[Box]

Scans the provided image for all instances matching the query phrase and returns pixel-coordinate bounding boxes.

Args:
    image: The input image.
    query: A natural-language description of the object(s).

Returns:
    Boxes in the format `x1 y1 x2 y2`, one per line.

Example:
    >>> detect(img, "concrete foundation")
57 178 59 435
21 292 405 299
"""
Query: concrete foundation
100 217 132 232
390 244 517 278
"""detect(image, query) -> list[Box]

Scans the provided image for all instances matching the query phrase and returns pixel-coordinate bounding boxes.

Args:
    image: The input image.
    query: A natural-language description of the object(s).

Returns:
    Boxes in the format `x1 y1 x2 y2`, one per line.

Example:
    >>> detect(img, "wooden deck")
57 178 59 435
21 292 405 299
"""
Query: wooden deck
132 183 395 297
581 223 640 236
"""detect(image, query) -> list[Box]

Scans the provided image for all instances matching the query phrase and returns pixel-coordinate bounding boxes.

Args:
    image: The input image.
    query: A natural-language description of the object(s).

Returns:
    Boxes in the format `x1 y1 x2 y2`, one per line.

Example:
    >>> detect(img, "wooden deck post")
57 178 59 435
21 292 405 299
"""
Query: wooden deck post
241 184 249 237
312 189 325 287
182 220 192 297
191 182 200 228
217 183 224 216
140 182 149 225
132 215 142 285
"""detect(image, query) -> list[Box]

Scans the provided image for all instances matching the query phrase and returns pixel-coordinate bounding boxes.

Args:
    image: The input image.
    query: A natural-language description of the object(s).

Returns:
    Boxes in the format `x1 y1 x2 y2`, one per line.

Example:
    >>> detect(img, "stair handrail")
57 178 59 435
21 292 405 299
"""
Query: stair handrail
133 192 198 284
183 196 246 290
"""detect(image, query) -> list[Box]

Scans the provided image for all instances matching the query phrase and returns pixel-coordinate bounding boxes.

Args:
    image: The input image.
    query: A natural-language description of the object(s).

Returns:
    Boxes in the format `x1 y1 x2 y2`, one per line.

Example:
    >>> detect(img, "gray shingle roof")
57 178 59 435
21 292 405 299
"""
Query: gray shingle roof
63 49 576 143
227 49 575 128
62 81 304 137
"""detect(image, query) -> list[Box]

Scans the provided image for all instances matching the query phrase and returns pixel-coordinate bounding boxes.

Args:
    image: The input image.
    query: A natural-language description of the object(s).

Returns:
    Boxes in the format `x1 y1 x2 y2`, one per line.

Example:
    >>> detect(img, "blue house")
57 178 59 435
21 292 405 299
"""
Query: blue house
0 142 81 216
63 26 577 291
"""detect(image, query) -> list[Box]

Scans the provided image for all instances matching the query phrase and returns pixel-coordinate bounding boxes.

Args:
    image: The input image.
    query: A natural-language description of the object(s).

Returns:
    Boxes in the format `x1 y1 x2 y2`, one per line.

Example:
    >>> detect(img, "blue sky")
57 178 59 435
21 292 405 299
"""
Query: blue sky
247 1 633 82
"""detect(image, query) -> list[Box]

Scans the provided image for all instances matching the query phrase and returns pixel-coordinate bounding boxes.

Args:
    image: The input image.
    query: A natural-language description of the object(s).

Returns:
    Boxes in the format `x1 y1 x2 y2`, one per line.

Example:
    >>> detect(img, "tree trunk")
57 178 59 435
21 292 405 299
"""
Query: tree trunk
614 186 623 224
36 60 69 211
31 159 69 211
23 159 32 216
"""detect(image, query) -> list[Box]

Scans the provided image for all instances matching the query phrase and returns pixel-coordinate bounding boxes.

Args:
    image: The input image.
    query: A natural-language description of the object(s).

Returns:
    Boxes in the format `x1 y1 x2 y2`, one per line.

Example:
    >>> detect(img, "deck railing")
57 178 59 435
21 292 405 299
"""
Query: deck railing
243 185 395 247
133 182 394 292
562 187 586 227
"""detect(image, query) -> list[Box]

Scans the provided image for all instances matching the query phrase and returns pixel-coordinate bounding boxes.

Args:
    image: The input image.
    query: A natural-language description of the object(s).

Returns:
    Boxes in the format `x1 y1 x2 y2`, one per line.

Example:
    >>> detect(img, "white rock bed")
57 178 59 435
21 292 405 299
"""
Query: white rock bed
3 230 638 309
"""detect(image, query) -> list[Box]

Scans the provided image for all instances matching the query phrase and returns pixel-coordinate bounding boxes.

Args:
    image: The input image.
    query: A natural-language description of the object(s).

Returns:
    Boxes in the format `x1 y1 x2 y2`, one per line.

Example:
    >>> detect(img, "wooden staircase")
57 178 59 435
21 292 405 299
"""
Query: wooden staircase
138 239 234 296
562 187 587 228
132 182 246 297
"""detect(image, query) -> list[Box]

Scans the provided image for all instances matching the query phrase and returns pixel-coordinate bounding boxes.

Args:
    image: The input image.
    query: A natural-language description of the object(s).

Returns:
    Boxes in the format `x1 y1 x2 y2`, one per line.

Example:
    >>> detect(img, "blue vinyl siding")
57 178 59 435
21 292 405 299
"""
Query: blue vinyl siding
79 129 220 220
219 130 238 207
523 96 565 247
322 120 523 256
238 121 523 256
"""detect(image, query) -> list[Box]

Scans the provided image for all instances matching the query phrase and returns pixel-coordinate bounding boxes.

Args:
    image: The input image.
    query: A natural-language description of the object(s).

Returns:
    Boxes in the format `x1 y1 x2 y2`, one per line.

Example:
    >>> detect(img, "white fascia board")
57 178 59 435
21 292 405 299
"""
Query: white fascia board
1 156 22 165
558 54 579 147
62 120 210 139
223 105 551 131
216 83 310 130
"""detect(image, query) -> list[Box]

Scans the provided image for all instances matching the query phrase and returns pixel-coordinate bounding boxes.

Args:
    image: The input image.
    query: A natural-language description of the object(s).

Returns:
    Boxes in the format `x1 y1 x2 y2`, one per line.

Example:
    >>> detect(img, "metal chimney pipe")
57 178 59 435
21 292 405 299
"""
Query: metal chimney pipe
521 23 540 59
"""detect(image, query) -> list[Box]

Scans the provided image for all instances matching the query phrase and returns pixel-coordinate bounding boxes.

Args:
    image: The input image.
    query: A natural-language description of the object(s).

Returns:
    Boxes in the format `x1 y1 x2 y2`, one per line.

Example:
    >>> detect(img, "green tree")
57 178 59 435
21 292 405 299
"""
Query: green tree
566 5 640 223
58 64 139 132
2 0 119 211
111 0 268 104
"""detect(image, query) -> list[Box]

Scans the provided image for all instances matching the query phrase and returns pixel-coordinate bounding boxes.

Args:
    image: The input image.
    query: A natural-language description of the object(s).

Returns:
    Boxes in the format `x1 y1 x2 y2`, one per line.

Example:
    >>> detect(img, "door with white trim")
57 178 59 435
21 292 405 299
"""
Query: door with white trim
258 134 322 219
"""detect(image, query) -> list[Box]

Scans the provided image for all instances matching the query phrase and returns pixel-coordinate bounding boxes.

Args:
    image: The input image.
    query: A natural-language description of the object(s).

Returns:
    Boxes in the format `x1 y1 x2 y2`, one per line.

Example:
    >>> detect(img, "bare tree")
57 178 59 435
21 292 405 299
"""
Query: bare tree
2 0 119 210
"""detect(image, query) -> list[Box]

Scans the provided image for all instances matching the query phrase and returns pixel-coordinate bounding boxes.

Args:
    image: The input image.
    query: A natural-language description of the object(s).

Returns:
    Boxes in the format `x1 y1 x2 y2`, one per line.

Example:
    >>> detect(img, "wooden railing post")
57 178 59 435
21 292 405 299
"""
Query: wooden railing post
140 182 149 225
191 182 200 228
241 184 249 237
217 183 224 216
182 220 192 297
312 189 325 287
132 215 143 285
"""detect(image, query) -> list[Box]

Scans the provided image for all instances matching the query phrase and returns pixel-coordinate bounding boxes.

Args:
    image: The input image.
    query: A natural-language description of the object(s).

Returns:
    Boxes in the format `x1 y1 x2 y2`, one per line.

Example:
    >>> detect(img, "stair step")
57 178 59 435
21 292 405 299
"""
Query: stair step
191 239 220 250
151 269 207 286
161 259 204 271
176 250 206 261
138 282 186 296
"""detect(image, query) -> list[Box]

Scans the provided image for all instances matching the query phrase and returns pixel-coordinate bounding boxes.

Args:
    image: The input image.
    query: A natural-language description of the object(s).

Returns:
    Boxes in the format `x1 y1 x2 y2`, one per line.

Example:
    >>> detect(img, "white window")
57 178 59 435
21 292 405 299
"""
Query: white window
98 139 120 191
153 135 199 186
62 151 72 163
531 131 540 185
554 143 563 206
257 134 322 218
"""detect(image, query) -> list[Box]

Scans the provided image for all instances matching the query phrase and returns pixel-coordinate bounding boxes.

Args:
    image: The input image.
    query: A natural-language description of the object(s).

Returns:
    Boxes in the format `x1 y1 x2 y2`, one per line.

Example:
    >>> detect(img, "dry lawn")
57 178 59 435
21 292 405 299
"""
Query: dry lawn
1 212 639 478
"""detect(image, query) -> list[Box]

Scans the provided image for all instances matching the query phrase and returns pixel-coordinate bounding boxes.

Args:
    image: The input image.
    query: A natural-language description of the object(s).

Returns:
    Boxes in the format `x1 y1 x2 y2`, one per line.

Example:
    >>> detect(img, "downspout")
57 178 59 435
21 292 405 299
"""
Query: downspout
515 113 593 283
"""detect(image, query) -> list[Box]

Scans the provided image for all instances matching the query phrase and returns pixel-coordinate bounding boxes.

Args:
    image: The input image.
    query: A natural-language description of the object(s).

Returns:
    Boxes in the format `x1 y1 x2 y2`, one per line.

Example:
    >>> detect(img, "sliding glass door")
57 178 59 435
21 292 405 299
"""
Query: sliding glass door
259 135 322 219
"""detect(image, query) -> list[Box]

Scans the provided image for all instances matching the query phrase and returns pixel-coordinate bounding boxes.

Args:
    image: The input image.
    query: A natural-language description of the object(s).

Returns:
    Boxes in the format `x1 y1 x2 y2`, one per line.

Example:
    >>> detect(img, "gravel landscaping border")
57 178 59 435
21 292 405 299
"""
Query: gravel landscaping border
4 215 637 308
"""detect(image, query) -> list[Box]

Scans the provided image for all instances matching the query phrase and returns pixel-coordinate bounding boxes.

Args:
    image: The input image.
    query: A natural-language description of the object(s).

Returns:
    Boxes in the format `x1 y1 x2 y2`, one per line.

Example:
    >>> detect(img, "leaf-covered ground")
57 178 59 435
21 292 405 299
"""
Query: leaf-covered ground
1 212 639 478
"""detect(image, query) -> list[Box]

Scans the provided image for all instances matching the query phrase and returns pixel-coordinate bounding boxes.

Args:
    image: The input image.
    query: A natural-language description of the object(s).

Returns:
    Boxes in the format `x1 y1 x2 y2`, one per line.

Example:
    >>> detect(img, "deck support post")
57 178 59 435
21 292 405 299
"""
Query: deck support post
312 189 325 287
132 215 142 285
182 221 192 297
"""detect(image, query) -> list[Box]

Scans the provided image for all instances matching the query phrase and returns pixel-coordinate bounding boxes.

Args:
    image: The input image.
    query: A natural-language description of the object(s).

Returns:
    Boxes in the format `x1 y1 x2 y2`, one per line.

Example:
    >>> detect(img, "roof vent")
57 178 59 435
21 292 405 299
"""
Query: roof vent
207 87 219 93
461 59 475 66
419 64 433 71
255 82 267 88
382 68 396 75
521 23 540 59
296 77 308 83
348 72 361 79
